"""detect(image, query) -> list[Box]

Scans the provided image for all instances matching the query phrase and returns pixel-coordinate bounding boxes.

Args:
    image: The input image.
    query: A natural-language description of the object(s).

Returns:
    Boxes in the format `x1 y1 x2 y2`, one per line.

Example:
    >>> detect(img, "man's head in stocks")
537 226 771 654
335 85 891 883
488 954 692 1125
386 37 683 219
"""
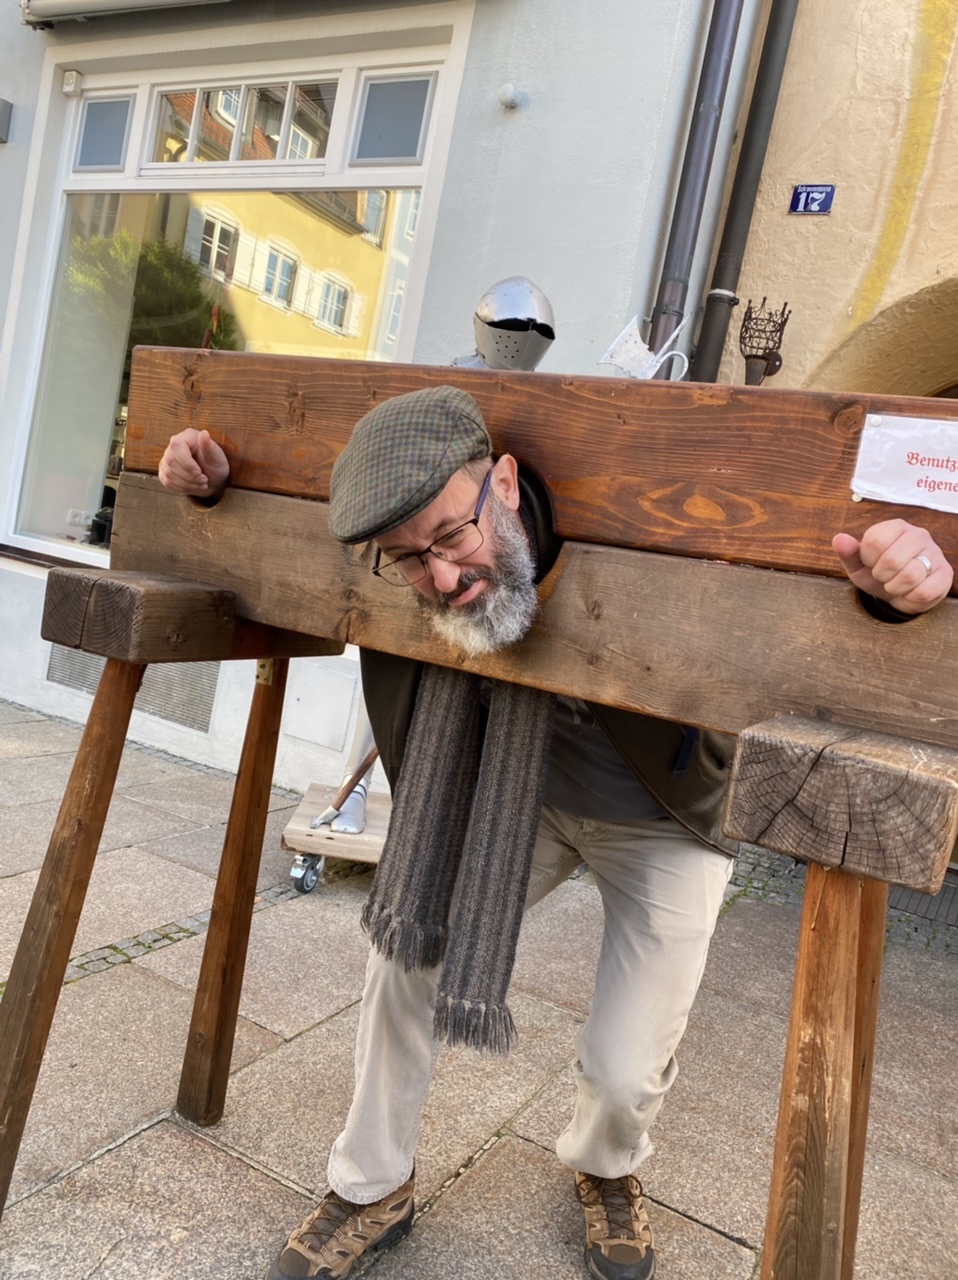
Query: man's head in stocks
329 386 539 656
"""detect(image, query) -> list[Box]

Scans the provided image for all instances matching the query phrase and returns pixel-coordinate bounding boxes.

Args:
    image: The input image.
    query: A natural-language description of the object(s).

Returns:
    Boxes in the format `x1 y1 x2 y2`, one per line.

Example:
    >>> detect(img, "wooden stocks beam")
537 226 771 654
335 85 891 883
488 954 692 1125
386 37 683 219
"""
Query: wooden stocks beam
123 349 958 583
111 476 958 754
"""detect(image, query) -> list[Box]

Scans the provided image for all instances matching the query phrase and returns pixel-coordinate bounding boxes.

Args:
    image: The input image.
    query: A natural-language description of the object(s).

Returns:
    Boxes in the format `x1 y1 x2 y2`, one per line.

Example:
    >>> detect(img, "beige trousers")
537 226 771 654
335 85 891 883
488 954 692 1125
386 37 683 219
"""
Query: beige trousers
327 807 733 1204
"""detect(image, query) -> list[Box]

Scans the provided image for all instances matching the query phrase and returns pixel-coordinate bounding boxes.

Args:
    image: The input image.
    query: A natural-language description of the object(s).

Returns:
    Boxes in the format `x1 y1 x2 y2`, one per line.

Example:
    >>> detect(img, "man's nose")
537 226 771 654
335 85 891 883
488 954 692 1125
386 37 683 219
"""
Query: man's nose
425 555 461 594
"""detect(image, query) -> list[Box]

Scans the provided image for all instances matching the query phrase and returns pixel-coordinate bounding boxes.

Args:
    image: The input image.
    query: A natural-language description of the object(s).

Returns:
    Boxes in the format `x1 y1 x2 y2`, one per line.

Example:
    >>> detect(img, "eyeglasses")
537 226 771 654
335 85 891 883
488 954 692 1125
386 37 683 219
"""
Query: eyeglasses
372 467 494 587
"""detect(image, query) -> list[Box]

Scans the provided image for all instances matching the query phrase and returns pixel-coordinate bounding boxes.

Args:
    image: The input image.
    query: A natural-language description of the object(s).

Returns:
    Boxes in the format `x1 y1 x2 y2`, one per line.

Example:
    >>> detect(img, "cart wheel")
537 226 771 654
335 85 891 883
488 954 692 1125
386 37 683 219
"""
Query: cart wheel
293 856 324 894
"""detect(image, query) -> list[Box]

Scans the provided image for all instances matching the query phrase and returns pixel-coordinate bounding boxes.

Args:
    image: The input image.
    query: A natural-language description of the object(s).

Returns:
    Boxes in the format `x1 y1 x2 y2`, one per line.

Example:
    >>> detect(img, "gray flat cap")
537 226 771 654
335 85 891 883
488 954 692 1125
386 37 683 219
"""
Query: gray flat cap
329 385 493 544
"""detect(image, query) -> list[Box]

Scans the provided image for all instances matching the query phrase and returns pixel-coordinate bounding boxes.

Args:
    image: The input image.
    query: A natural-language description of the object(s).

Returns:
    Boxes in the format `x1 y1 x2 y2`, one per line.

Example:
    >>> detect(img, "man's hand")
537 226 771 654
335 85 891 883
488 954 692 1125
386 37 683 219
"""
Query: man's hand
158 429 231 498
832 519 953 615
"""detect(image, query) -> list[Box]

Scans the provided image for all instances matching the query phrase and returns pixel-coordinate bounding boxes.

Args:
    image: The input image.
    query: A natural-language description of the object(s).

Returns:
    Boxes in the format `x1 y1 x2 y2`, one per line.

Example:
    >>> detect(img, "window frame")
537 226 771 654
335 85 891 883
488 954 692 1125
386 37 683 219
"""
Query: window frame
349 71 437 167
0 7 471 564
316 273 352 334
73 94 136 173
261 244 300 308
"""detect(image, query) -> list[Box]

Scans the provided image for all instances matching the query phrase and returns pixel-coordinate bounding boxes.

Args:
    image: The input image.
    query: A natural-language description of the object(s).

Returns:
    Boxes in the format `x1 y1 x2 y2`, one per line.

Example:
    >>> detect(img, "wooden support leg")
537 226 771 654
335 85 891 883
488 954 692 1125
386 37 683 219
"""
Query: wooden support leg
760 864 885 1280
840 876 888 1280
177 657 289 1126
0 659 144 1217
725 716 958 1280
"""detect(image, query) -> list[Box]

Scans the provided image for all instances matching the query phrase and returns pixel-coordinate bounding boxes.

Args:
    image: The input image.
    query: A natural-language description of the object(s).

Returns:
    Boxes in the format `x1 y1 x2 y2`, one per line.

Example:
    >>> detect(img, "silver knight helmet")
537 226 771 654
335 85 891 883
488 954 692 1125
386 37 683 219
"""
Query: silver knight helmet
466 276 556 372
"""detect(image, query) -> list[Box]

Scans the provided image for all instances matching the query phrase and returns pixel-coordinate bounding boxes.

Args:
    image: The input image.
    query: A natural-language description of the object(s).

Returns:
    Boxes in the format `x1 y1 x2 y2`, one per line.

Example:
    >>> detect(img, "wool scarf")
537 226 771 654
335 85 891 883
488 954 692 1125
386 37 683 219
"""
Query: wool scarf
361 661 556 1053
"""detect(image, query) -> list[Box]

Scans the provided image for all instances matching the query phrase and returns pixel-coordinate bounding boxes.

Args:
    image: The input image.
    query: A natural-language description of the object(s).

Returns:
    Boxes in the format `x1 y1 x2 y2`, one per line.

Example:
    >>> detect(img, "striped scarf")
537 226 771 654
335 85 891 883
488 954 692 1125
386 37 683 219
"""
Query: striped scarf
361 662 556 1053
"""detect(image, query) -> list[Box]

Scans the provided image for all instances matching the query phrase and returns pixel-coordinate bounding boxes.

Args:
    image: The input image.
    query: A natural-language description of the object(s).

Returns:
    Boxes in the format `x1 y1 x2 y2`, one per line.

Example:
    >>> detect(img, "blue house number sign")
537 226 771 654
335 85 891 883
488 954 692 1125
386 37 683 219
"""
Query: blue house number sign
790 184 835 214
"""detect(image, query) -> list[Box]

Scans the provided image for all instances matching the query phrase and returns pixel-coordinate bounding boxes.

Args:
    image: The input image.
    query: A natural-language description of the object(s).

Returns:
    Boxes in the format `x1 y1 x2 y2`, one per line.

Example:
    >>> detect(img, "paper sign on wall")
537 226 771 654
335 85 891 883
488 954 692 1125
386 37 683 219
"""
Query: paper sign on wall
852 414 958 514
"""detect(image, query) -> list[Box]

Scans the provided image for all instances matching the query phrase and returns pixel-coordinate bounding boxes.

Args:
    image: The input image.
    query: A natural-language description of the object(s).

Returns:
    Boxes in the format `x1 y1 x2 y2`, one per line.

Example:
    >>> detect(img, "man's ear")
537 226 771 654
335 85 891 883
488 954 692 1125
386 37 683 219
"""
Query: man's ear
492 453 520 511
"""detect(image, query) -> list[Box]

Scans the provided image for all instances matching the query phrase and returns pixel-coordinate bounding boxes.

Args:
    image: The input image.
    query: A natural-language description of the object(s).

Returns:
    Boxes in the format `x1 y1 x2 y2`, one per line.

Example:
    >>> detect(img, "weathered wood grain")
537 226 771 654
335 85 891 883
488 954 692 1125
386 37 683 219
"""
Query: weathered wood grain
177 657 288 1126
110 475 958 751
760 864 882 1280
0 659 144 1211
725 717 958 892
124 348 958 581
41 566 343 662
41 567 236 663
841 877 887 1280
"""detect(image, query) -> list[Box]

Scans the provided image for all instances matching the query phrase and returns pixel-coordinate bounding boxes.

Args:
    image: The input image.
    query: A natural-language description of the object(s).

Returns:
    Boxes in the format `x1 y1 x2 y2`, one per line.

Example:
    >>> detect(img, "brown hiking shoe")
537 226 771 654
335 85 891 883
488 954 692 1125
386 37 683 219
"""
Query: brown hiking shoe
574 1171 655 1280
266 1177 414 1279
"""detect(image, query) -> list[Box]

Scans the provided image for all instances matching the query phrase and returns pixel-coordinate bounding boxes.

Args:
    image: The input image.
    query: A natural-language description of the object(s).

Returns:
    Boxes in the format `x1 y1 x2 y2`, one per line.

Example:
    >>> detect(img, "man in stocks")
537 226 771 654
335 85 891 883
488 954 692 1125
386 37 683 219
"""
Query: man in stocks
159 386 952 1280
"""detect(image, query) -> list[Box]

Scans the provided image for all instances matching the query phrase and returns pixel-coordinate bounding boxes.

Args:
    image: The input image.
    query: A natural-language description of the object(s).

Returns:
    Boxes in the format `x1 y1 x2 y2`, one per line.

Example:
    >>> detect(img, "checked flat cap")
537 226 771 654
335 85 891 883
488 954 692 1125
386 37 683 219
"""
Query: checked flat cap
329 385 493 544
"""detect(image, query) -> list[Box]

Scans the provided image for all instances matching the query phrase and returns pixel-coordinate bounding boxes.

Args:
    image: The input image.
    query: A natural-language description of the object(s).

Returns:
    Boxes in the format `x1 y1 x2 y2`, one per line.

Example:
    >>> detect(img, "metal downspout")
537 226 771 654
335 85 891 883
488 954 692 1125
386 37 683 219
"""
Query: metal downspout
648 0 748 370
689 0 801 382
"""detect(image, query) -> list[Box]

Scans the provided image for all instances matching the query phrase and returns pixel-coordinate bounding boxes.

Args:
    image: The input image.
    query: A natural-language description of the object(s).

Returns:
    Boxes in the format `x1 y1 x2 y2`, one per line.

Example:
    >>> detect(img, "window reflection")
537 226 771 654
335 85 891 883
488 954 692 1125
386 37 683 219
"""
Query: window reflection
240 86 286 162
153 91 196 163
18 185 419 548
286 82 336 160
195 88 240 162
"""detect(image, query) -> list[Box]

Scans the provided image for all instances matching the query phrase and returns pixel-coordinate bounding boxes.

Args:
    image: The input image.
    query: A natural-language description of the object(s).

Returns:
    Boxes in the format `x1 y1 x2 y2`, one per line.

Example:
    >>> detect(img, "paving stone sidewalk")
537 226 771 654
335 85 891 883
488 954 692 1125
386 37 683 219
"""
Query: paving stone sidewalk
0 698 956 1279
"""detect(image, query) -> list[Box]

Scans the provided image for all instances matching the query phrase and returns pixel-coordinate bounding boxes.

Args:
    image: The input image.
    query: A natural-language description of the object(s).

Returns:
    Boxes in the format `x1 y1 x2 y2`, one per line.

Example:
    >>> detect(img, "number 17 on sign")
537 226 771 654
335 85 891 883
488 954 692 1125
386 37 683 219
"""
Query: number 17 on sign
790 184 835 214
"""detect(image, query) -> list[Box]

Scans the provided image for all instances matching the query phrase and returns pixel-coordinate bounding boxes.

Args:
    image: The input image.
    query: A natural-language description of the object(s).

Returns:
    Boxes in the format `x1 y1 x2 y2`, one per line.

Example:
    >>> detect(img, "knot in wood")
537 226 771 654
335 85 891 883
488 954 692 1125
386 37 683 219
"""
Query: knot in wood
833 405 865 437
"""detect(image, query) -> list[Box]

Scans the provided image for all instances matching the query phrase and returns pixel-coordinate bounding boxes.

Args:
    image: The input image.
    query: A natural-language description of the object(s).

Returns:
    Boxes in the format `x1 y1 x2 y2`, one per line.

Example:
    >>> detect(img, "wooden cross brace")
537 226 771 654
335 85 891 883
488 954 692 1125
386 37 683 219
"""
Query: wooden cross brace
2 351 958 1280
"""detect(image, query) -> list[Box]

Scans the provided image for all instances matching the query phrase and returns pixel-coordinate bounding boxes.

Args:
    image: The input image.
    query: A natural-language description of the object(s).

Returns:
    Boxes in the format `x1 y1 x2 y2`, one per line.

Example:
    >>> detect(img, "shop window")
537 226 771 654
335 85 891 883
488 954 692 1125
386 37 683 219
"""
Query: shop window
16 184 415 548
11 46 441 556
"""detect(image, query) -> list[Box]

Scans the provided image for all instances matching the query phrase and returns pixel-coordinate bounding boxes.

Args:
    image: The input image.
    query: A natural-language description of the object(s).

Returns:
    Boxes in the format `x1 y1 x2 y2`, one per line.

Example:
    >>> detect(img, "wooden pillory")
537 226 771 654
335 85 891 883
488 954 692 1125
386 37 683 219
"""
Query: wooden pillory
3 351 958 1279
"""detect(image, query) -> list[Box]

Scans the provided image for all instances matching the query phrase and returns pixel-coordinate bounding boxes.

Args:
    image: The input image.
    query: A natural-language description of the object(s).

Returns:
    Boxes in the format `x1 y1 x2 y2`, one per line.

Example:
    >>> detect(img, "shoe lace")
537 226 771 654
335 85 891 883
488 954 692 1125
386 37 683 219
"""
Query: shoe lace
297 1192 355 1252
585 1175 643 1238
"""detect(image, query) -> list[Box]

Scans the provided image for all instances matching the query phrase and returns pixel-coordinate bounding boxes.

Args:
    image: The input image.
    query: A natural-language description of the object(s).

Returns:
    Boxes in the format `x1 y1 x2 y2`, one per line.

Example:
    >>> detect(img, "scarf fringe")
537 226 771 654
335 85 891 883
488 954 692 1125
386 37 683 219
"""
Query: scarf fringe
361 902 447 972
433 995 517 1055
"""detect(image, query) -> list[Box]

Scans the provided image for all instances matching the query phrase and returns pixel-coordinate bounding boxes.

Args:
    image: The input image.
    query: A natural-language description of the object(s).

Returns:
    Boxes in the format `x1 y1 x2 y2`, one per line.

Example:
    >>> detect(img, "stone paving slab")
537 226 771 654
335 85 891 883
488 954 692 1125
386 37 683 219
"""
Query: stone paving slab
511 877 603 1017
508 981 785 1249
0 719 83 759
8 963 279 1203
373 1136 757 1280
856 1144 958 1279
0 1120 310 1280
0 752 74 808
134 802 302 890
209 1003 359 1195
0 848 217 981
0 701 43 726
701 894 799 1016
136 880 374 1040
640 985 783 1246
0 793 202 878
868 942 958 1179
210 993 580 1202
119 772 295 827
113 748 217 793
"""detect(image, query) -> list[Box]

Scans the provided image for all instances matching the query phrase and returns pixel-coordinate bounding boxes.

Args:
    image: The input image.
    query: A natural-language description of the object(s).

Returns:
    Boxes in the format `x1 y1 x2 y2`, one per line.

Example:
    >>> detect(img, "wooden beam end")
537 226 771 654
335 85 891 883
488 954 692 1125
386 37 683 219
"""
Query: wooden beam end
725 716 958 893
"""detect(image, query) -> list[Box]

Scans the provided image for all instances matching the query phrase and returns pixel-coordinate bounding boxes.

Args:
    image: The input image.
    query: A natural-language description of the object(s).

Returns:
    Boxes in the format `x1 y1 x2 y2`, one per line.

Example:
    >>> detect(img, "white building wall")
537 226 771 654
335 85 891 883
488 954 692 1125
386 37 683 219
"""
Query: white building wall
0 0 760 791
0 6 46 353
417 0 721 372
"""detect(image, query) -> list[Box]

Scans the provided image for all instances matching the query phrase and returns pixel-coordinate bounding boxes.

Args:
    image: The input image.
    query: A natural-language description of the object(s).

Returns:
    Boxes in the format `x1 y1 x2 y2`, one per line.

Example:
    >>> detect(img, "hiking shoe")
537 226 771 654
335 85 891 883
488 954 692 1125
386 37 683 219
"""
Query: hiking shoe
266 1177 414 1279
574 1171 655 1280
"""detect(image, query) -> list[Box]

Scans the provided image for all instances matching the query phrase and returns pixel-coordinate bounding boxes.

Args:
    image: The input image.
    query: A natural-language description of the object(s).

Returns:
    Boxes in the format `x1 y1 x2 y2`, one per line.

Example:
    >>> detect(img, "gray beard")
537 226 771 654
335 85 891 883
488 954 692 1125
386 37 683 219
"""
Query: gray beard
417 496 538 655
